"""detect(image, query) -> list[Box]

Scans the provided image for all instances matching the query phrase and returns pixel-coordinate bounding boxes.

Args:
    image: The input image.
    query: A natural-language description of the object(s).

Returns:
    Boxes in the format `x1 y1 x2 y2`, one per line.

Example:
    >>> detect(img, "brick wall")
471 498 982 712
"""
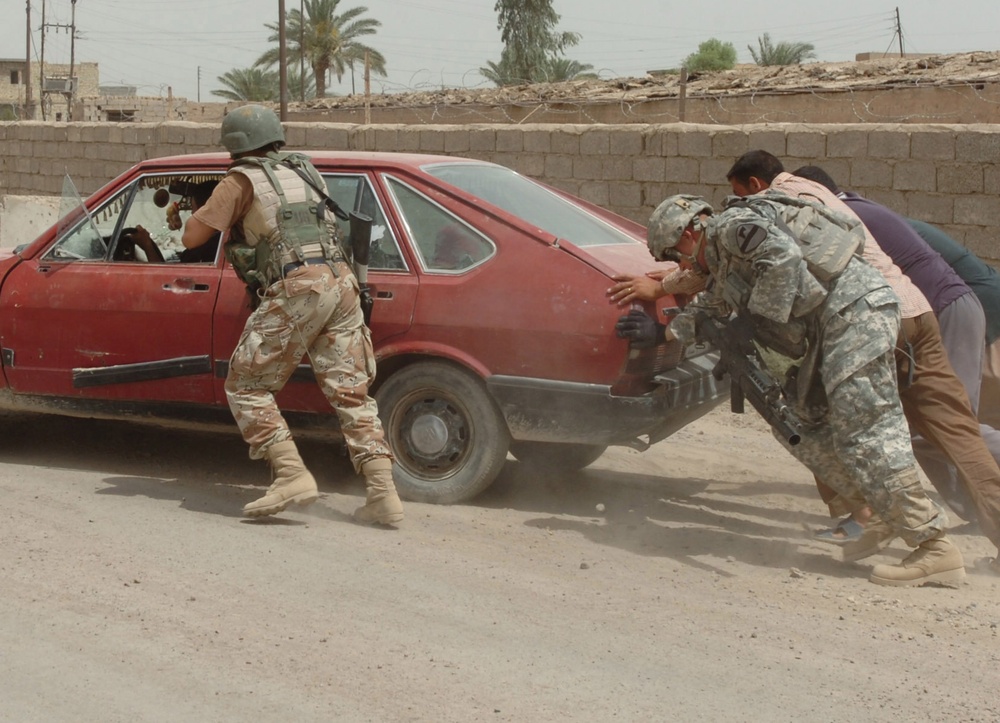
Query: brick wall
1 120 998 262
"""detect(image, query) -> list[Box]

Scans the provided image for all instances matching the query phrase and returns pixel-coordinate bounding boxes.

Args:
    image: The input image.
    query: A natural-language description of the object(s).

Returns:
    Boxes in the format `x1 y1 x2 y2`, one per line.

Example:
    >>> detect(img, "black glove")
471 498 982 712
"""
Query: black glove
615 309 666 349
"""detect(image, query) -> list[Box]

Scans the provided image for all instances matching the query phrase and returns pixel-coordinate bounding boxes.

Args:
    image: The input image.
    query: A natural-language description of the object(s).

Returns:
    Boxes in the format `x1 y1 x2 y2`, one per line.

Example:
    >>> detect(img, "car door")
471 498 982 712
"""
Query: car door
0 173 224 404
323 171 417 345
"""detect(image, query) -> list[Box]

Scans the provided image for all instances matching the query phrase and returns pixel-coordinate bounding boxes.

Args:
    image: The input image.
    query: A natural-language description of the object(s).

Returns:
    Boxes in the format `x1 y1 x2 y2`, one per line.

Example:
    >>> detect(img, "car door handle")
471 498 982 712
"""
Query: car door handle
163 278 210 292
376 290 393 299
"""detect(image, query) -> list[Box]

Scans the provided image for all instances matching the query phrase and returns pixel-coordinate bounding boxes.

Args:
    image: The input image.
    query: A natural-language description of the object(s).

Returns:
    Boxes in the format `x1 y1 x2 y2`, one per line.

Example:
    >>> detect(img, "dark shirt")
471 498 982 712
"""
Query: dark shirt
839 191 970 316
177 233 220 263
908 218 1000 344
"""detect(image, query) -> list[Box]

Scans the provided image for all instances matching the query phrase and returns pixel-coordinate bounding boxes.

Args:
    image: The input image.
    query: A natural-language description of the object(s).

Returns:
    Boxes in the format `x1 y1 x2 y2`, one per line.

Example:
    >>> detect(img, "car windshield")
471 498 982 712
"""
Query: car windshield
423 163 635 247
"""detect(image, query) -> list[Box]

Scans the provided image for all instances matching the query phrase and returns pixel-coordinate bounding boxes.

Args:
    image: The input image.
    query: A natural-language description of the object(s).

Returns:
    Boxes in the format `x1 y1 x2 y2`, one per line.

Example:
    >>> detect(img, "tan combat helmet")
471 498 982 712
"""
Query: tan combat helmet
647 194 714 262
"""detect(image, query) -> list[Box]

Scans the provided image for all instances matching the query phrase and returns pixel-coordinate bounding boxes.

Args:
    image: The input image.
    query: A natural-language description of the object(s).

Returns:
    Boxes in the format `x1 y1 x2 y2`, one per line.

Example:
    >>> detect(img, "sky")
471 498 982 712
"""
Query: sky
3 0 999 103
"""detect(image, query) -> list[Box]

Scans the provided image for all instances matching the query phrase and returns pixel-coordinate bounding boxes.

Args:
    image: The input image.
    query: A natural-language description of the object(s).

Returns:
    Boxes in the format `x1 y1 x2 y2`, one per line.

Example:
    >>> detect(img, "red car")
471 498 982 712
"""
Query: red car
2 151 726 503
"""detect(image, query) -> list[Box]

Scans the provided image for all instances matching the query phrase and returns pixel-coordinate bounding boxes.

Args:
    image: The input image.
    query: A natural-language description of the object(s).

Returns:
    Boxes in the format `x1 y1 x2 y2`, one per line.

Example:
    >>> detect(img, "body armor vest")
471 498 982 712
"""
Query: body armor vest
225 152 342 294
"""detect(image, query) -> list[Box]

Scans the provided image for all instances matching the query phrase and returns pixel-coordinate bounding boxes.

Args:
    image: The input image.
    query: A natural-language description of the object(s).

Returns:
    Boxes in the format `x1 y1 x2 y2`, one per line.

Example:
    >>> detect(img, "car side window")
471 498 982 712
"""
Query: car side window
45 174 226 264
323 174 405 271
385 177 495 272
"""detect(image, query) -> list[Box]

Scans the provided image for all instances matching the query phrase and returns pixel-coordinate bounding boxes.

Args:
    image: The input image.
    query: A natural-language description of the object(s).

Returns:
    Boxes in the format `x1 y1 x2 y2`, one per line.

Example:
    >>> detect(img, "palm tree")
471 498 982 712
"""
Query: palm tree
541 58 596 82
257 0 386 98
480 50 530 86
212 67 279 102
481 52 595 87
749 33 817 66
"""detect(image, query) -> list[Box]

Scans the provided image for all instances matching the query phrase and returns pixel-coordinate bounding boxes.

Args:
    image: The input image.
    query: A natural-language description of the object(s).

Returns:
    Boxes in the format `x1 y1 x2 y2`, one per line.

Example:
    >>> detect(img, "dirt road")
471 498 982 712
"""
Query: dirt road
2 407 998 722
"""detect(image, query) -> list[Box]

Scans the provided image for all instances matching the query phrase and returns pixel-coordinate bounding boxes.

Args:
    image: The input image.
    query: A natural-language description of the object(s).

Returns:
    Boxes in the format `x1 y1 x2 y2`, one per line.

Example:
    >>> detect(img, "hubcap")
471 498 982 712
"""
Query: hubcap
393 395 470 478
409 413 450 456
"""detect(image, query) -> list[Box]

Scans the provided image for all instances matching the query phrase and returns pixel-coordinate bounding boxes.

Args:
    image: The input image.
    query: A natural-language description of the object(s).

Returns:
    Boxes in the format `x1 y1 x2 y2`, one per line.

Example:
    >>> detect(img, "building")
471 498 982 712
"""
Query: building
0 58 224 123
0 58 99 121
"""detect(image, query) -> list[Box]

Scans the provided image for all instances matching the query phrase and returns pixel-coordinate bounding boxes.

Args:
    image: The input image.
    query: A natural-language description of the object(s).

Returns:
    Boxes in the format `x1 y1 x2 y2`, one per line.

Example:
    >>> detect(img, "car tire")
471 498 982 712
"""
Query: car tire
376 361 511 504
509 441 608 473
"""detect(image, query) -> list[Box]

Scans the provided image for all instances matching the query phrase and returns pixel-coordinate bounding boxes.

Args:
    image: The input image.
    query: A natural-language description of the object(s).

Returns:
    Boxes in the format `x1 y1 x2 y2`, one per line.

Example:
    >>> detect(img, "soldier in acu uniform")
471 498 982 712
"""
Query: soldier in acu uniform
182 105 403 525
617 194 964 587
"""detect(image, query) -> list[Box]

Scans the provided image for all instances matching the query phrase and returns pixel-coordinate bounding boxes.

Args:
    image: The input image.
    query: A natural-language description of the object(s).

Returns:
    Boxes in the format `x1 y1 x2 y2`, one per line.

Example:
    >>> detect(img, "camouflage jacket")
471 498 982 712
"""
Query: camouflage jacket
671 198 899 391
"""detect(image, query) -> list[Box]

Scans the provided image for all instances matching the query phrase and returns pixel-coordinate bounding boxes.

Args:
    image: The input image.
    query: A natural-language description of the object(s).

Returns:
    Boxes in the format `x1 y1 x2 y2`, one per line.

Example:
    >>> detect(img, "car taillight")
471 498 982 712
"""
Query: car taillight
612 339 685 395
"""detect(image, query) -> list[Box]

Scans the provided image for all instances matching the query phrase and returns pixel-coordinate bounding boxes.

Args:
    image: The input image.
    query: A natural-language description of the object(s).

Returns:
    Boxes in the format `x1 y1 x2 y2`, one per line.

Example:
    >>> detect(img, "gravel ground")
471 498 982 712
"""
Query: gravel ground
2 406 998 722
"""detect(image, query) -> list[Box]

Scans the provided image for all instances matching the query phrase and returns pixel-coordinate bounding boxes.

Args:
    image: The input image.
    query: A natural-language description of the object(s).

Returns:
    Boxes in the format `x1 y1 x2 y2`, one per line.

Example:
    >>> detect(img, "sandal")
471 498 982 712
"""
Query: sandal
814 516 865 546
841 519 897 562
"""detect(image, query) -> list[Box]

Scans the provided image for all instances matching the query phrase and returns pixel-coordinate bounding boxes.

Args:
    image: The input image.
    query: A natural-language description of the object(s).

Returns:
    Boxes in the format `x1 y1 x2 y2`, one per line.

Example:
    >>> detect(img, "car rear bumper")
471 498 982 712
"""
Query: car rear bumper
487 349 730 448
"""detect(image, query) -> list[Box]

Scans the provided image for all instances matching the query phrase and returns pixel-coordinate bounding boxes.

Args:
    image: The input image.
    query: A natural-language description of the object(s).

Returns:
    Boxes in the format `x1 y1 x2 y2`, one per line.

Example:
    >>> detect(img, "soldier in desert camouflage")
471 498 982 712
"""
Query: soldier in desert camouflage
182 104 403 525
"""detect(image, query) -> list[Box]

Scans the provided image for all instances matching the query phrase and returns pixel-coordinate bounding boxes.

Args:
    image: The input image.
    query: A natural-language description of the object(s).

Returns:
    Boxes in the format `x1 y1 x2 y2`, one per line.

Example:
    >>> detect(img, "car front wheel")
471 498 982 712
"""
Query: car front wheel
375 361 511 504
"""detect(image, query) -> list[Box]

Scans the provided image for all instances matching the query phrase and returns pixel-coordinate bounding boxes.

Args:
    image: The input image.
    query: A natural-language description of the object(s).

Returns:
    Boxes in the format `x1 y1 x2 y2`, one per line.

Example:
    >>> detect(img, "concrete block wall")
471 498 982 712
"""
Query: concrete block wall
1 120 999 262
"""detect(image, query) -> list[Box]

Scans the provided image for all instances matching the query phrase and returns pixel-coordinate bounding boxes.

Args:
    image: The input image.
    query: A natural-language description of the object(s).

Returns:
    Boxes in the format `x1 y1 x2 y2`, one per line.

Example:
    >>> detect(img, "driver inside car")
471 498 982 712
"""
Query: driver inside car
125 180 221 263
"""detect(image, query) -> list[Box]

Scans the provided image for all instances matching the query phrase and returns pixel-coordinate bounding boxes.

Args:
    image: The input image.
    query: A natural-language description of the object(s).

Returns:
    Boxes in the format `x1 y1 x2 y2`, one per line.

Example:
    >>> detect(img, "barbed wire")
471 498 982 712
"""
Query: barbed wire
279 77 1000 127
278 52 1000 126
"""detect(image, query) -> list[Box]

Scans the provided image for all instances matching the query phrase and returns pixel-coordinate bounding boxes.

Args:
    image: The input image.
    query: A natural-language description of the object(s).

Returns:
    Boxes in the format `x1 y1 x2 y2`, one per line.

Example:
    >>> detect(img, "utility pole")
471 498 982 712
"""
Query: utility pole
24 0 33 120
39 0 78 121
364 51 370 125
40 0 46 120
678 67 688 122
895 7 904 57
299 0 304 102
68 0 77 120
197 66 201 103
278 0 287 120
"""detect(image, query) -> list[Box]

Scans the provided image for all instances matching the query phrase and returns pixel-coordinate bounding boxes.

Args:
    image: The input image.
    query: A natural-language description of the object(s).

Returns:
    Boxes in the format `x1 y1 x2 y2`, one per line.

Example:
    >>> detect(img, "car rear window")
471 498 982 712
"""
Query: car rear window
424 163 636 248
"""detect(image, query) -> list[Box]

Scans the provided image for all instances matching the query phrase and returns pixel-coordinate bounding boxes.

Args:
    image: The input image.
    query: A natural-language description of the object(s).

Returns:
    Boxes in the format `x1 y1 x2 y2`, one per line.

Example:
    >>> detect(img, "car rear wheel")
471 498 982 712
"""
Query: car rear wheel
509 441 608 473
376 361 511 504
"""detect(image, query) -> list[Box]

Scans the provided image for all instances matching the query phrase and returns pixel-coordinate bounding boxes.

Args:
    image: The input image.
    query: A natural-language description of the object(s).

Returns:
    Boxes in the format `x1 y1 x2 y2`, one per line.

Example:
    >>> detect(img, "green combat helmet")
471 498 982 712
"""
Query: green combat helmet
220 104 286 155
647 194 713 262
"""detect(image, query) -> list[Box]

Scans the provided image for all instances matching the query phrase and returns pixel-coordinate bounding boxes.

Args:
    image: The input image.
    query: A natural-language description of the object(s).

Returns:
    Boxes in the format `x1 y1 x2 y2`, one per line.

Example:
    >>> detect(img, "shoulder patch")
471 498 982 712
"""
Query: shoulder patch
736 222 768 253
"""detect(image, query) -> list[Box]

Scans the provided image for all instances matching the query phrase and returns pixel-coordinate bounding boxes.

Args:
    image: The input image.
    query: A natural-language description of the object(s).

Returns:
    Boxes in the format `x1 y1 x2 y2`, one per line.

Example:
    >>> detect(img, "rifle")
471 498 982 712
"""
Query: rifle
348 211 374 327
694 312 802 446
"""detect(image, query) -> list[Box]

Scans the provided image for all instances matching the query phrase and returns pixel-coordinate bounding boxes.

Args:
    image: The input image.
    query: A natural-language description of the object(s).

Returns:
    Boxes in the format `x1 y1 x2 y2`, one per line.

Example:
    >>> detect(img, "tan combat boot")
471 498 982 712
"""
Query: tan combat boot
841 517 898 562
243 440 319 518
869 534 966 587
353 458 404 525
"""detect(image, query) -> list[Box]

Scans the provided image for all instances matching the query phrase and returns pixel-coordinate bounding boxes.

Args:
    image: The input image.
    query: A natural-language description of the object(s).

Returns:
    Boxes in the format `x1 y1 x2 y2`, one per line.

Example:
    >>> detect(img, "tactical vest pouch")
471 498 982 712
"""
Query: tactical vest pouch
721 272 752 309
793 215 862 282
225 239 273 308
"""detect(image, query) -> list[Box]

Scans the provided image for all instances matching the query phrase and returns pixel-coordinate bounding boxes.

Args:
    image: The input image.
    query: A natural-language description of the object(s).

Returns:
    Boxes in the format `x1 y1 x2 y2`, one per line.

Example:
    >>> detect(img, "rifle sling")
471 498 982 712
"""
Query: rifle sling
281 162 351 222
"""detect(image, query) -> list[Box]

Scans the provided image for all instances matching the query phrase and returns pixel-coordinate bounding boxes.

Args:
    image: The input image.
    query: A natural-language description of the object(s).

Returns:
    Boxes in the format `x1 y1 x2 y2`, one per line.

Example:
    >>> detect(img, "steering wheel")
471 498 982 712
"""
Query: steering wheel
113 227 139 261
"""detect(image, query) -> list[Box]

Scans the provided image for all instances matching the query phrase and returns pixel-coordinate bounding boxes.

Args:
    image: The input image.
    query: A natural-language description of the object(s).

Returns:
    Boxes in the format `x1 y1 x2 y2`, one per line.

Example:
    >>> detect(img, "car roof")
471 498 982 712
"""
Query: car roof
138 151 488 172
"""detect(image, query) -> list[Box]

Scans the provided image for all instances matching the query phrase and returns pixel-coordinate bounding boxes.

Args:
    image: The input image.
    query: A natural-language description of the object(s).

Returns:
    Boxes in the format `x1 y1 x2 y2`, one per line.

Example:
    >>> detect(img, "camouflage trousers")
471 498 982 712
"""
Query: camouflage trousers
225 262 392 471
778 296 947 546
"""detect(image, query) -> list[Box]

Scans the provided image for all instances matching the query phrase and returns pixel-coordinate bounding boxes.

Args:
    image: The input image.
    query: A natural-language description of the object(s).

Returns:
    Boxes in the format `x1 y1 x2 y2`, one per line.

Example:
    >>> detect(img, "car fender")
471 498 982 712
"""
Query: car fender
373 339 493 384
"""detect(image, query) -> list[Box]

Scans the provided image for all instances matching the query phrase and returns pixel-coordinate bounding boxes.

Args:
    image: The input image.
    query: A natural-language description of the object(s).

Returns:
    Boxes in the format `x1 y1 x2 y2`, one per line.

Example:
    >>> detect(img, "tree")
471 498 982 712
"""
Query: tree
541 58 596 82
493 0 580 84
480 53 594 87
211 67 280 102
480 51 523 86
287 67 317 102
682 38 737 73
749 33 817 66
257 0 386 98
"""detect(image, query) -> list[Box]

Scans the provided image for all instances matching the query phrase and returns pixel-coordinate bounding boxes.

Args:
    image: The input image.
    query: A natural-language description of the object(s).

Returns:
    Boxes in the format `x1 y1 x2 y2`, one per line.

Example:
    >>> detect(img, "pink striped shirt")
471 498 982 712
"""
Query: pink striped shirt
769 172 931 318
